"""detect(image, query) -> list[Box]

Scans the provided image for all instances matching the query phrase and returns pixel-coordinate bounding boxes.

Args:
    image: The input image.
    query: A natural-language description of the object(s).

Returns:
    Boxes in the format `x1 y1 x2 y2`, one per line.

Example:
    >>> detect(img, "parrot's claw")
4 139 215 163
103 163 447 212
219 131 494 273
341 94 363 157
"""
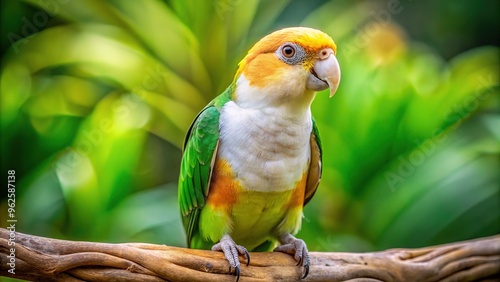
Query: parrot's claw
212 235 250 282
243 249 251 266
274 234 310 279
228 265 240 281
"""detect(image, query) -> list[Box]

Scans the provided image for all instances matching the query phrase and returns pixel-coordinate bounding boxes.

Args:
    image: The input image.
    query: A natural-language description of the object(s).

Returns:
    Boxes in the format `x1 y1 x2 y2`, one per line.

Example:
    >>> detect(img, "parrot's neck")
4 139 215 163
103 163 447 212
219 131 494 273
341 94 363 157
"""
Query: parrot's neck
232 74 316 117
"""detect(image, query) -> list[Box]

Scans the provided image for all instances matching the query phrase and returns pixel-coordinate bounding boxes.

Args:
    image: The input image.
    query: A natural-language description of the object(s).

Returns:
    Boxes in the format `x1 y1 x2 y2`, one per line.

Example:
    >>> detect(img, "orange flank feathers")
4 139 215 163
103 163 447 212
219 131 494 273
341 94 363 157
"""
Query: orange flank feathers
287 171 308 208
206 159 240 208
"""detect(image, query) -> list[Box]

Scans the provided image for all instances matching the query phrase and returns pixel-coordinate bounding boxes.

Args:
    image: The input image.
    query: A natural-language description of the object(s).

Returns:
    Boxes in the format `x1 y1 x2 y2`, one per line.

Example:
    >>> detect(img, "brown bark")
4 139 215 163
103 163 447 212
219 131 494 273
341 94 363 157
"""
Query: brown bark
1 228 499 281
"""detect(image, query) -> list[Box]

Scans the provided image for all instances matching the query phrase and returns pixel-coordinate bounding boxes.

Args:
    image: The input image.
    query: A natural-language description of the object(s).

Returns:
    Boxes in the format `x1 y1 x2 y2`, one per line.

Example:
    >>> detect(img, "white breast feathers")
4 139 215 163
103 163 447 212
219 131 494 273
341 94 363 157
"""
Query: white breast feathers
218 100 312 192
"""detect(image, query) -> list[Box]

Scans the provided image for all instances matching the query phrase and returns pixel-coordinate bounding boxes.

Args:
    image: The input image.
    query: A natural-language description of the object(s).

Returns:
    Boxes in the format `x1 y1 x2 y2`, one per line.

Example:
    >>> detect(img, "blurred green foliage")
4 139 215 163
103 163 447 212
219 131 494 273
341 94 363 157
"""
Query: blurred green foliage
0 0 499 270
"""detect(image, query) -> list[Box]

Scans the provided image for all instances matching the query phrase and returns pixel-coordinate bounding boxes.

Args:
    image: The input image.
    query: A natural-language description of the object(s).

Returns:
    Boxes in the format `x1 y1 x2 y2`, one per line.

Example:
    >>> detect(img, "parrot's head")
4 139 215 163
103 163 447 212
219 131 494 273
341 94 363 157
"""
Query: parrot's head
233 27 340 110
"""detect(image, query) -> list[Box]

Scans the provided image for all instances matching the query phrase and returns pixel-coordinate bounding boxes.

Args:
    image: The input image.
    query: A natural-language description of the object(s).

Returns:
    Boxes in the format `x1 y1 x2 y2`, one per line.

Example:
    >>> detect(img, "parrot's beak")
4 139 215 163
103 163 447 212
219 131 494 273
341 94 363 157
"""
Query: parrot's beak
306 48 341 97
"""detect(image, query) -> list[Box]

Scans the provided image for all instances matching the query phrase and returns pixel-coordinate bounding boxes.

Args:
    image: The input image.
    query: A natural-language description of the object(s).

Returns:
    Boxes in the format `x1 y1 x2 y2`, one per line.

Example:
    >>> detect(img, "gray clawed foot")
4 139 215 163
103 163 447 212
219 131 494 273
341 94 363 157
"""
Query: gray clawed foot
274 234 310 279
212 235 250 282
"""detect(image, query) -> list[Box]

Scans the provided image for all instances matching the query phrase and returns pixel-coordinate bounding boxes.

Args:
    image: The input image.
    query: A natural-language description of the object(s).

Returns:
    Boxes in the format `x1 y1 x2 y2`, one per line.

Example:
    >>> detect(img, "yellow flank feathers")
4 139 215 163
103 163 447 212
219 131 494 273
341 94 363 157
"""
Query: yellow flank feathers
229 189 296 250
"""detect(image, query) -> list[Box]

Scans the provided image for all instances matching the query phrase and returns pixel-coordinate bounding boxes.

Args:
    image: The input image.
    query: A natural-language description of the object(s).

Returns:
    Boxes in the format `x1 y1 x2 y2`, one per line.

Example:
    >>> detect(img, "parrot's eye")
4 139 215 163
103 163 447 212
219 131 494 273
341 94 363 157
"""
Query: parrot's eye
277 42 305 65
282 45 296 58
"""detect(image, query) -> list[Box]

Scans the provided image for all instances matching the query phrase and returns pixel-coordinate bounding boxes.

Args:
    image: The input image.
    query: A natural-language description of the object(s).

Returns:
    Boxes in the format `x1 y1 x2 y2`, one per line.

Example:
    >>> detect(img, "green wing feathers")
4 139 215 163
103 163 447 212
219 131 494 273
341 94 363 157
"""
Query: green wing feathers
178 85 233 247
178 106 220 246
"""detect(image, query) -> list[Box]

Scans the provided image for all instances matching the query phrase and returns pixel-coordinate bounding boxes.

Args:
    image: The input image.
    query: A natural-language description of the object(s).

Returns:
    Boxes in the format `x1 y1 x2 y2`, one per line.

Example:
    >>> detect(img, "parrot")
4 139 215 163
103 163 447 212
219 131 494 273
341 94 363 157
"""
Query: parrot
178 27 340 281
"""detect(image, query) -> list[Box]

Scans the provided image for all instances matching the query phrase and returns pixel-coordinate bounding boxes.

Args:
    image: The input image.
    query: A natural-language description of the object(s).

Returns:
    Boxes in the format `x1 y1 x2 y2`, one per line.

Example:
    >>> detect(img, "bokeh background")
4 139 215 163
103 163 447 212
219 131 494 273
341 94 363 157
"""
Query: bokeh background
1 0 499 274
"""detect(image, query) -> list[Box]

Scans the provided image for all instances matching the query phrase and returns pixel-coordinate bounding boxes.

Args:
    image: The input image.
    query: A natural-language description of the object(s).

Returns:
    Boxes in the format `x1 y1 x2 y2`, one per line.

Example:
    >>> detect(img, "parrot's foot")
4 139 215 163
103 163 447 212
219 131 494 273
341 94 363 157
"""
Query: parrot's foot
274 234 310 279
212 234 250 282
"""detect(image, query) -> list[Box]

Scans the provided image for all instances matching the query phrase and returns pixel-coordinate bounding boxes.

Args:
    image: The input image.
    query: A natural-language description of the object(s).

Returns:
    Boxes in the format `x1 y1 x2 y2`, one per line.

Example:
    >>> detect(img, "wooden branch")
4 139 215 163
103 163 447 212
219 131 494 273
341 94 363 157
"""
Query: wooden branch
1 229 499 282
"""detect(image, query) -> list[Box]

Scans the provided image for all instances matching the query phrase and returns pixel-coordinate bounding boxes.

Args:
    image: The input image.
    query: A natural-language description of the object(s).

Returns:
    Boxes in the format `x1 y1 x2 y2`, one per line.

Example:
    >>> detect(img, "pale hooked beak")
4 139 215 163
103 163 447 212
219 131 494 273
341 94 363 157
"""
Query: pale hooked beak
306 48 341 97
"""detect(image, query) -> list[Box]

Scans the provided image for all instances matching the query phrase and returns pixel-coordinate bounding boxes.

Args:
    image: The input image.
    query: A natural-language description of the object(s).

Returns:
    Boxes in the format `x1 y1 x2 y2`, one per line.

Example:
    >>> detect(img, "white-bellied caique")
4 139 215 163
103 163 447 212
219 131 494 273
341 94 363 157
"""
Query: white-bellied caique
178 27 340 281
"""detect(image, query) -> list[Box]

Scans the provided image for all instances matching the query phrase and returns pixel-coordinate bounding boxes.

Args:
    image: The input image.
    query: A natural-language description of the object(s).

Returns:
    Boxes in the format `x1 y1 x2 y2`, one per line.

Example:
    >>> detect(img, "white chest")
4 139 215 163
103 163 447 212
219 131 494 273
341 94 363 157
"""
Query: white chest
217 101 312 192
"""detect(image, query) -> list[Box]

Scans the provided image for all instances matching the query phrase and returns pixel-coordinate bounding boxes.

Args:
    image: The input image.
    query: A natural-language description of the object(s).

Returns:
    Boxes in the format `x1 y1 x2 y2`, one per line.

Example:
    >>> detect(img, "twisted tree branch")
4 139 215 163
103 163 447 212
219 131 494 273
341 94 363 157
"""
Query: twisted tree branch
1 229 499 281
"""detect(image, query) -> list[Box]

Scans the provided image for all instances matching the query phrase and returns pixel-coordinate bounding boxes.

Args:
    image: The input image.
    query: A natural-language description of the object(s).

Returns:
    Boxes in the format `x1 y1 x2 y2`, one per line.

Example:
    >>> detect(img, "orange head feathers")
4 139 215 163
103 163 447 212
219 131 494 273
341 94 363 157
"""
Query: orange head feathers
239 27 337 68
234 27 340 106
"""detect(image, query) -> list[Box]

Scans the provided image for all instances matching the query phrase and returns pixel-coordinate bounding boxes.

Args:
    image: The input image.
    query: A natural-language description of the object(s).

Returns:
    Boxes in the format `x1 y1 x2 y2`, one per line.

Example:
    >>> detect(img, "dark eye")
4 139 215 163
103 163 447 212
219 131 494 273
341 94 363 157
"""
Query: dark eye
281 45 295 58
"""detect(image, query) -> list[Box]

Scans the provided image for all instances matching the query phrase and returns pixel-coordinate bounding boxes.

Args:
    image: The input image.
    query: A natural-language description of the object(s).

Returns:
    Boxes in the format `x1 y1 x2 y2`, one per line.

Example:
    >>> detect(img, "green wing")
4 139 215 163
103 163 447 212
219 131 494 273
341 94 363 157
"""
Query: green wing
304 116 323 206
178 85 232 247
